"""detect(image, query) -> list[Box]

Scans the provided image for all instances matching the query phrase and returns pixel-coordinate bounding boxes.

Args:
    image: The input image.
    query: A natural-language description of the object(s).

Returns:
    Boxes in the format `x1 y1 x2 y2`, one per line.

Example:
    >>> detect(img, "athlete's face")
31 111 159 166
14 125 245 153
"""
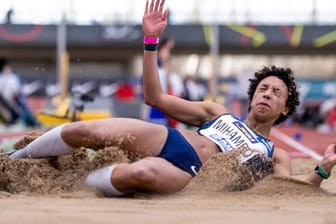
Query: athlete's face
250 76 289 122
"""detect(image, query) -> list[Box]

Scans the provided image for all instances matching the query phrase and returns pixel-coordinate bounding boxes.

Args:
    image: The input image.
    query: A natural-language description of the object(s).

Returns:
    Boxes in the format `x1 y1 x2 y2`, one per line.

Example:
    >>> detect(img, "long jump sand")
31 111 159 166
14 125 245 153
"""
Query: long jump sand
1 131 336 224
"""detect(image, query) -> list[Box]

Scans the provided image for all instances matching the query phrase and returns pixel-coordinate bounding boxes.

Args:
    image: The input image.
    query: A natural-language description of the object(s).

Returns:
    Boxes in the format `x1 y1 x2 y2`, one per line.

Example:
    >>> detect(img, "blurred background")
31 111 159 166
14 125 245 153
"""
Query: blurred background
0 0 335 149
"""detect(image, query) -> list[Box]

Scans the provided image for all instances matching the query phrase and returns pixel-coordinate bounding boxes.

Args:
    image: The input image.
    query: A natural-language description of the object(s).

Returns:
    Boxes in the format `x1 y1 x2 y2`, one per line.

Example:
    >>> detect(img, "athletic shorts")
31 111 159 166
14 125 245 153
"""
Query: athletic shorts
158 127 202 176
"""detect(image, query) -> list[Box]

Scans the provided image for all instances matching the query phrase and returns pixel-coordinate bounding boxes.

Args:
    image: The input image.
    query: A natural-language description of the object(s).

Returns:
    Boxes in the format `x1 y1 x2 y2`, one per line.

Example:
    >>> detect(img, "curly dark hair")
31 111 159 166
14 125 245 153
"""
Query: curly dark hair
247 66 300 125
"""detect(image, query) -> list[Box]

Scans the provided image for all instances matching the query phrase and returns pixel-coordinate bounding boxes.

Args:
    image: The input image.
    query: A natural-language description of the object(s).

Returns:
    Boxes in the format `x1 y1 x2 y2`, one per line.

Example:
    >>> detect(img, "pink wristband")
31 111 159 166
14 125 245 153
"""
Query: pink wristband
144 36 159 44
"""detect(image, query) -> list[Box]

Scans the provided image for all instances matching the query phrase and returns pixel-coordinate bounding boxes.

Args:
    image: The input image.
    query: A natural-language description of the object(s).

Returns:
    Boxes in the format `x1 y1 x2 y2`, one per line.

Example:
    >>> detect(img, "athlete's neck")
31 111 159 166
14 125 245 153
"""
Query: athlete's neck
244 117 272 139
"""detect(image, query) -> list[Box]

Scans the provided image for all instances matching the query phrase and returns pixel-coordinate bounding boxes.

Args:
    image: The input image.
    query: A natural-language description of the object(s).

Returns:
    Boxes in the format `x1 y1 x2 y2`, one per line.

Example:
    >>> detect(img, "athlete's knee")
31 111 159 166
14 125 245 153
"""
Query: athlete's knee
110 164 157 193
62 122 92 141
130 165 158 186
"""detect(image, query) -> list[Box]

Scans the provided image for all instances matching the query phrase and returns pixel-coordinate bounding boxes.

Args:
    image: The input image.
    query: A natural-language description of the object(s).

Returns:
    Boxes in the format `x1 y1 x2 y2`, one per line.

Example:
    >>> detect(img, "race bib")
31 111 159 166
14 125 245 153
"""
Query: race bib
198 114 273 158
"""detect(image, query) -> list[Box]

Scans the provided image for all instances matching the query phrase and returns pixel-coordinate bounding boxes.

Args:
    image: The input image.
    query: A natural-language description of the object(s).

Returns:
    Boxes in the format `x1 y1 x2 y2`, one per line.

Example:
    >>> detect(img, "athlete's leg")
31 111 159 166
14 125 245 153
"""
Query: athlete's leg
11 118 168 159
62 118 168 155
86 157 192 196
11 124 74 158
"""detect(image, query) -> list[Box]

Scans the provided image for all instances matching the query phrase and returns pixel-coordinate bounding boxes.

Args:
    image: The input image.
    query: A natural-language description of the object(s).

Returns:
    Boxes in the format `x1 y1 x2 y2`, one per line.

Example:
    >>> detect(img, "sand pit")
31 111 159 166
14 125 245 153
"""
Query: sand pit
1 132 336 224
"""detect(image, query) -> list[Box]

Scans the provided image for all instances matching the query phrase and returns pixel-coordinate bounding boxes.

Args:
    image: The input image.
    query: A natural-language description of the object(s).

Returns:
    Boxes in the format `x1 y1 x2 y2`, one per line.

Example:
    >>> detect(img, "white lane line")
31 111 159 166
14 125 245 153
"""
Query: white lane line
271 128 323 161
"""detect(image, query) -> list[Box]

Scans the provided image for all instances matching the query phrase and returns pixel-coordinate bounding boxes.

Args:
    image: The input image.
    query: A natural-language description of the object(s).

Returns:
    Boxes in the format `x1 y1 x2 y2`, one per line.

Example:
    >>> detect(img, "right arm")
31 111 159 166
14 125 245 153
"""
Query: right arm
304 143 336 186
274 143 336 187
142 0 226 126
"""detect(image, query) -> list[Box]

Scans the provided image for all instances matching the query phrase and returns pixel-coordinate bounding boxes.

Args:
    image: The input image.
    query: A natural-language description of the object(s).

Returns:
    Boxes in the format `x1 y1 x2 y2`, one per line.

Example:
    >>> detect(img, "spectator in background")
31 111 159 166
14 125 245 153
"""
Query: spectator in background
184 76 207 102
326 107 336 131
318 98 336 133
235 69 252 120
0 62 40 127
5 8 14 24
0 63 21 124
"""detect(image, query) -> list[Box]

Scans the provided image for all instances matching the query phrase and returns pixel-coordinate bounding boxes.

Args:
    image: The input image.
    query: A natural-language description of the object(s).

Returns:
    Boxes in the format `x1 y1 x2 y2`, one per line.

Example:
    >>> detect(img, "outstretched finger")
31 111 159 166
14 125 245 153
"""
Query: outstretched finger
159 0 165 14
154 0 161 12
144 0 149 15
149 0 155 12
162 8 169 21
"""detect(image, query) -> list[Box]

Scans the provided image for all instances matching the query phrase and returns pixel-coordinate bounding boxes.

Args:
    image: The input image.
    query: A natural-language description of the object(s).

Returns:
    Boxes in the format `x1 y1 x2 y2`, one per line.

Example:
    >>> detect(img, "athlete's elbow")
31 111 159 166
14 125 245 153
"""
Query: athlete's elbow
144 95 156 106
143 93 162 107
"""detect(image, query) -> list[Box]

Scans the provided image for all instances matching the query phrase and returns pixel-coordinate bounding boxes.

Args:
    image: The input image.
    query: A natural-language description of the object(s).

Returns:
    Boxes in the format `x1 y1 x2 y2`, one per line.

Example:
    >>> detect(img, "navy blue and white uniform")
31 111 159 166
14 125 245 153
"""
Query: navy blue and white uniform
198 113 274 162
158 113 274 176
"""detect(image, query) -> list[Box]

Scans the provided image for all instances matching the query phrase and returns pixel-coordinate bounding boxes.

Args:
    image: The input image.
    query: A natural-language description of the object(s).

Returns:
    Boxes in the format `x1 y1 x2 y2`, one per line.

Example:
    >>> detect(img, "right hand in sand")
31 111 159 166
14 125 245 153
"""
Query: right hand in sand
142 0 169 37
320 143 336 173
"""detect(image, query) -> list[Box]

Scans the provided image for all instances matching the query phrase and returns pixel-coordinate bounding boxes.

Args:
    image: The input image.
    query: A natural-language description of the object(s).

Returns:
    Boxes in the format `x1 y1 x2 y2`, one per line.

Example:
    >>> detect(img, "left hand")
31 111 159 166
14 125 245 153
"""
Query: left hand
142 0 169 37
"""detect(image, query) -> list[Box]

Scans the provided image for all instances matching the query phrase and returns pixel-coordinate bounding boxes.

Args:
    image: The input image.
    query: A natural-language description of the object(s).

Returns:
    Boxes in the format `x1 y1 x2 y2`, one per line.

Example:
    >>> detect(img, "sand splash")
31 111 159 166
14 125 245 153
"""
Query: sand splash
0 132 334 198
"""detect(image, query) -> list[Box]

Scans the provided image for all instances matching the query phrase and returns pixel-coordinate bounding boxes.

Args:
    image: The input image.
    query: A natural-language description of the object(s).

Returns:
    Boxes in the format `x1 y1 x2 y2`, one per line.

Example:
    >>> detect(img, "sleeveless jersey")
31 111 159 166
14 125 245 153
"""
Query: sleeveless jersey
197 113 274 161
